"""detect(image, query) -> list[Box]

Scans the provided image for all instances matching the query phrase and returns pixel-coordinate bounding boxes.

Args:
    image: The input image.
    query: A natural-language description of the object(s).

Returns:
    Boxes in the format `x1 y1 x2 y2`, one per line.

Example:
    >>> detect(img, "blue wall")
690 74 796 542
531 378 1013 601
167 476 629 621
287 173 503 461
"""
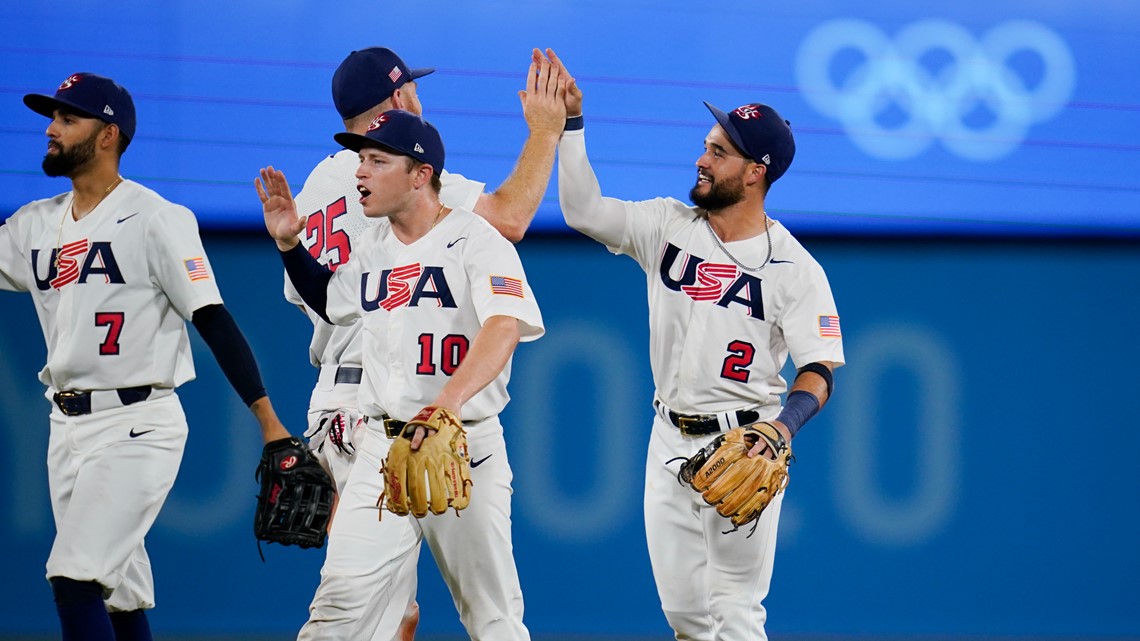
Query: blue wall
3 1 1140 635
1 234 1138 638
3 0 1140 237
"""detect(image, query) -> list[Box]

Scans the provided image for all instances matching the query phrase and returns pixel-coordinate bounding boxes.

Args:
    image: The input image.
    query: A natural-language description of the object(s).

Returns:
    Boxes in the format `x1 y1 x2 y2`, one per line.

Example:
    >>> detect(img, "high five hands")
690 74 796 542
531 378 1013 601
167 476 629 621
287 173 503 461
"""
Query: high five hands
535 48 582 117
255 167 305 251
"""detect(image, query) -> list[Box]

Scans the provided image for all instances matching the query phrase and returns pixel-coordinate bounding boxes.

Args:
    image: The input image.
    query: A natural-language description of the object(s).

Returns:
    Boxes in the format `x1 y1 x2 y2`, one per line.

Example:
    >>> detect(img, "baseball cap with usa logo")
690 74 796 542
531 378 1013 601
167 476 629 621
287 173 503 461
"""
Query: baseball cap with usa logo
334 109 445 174
704 101 795 183
24 72 137 142
332 47 435 120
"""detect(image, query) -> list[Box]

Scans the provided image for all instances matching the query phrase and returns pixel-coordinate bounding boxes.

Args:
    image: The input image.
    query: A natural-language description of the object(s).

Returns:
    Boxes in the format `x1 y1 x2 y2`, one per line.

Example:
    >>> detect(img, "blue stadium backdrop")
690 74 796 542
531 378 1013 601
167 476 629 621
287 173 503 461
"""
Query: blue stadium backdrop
2 0 1139 639
2 0 1139 238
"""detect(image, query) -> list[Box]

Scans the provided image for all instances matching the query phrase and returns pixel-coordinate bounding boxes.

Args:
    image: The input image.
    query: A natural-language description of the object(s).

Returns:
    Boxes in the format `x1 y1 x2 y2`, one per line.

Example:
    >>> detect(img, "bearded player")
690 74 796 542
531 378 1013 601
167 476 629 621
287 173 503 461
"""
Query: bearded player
1 73 292 641
550 48 845 641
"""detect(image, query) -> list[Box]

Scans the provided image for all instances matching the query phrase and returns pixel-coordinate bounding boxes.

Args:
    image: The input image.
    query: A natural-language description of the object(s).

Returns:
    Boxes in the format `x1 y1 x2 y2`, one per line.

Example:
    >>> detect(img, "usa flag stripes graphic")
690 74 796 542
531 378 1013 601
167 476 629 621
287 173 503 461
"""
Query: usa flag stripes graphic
680 263 739 301
184 257 209 281
380 263 423 311
51 238 90 289
490 275 524 298
818 315 841 337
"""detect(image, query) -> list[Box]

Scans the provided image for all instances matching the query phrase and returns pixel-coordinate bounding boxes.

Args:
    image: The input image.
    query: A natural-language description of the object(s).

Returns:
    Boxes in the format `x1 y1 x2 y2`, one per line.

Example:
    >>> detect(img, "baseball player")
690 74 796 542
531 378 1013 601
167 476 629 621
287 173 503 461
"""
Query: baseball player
0 73 292 641
549 49 845 641
258 109 544 640
284 47 565 639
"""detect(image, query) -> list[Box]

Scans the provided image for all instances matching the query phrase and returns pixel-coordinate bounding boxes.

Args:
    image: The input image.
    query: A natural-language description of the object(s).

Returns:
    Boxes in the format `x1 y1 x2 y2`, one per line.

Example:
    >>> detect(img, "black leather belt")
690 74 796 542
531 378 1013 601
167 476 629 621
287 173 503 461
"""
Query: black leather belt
654 400 760 436
335 366 363 384
372 415 479 439
53 386 153 417
379 416 407 439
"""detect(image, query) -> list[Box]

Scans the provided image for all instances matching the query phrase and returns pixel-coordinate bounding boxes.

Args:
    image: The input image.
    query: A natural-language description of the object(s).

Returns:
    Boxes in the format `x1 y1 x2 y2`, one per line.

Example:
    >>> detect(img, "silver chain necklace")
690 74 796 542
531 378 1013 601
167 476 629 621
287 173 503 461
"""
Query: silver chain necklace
704 212 772 273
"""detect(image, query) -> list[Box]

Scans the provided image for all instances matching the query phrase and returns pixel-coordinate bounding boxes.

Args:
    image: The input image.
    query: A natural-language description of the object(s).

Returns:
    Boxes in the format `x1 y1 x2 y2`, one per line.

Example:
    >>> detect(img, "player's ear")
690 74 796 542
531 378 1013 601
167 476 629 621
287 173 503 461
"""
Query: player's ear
98 123 120 150
412 163 434 189
390 88 406 111
744 162 766 187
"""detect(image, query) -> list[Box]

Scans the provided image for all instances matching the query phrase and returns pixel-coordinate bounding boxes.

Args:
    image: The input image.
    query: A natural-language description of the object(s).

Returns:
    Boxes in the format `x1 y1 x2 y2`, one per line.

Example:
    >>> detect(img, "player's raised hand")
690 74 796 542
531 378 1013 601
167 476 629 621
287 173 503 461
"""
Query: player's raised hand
256 166 306 250
545 48 582 117
519 48 566 138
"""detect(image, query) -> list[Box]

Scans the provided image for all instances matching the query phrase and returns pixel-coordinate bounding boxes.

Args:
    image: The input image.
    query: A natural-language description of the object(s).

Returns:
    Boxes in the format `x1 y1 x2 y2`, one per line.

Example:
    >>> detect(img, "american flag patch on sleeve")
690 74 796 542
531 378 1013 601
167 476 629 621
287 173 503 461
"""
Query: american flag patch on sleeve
490 275 524 298
184 257 210 282
818 315 841 337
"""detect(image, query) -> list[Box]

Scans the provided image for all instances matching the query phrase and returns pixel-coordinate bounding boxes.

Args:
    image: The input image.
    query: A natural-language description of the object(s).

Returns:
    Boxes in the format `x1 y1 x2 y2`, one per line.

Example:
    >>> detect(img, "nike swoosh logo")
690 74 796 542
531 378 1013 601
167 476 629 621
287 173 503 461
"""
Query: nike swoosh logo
117 212 140 224
447 237 467 249
768 259 794 264
129 428 155 438
470 454 493 468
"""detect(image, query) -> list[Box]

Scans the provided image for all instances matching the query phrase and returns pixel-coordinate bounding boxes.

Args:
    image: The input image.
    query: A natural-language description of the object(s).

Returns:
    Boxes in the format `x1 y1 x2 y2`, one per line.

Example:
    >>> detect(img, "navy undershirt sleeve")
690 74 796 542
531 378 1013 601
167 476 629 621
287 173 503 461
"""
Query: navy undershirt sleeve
279 243 333 323
191 304 267 406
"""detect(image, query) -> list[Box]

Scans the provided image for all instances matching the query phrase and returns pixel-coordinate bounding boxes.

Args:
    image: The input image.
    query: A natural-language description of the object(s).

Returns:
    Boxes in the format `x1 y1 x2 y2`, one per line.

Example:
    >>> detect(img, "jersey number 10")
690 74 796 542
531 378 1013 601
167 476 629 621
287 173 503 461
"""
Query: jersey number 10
417 333 470 376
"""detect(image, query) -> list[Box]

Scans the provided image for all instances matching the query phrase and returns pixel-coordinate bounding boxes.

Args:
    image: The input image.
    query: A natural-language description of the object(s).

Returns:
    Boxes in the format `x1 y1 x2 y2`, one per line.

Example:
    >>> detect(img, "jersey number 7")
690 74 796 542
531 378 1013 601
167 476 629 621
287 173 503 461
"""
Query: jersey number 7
95 312 124 356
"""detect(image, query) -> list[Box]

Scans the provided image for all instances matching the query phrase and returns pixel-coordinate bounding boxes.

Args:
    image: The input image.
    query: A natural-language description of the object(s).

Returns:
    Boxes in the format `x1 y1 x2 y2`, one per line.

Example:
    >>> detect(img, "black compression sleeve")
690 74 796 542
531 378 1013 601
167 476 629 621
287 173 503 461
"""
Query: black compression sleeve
191 304 267 406
280 243 333 323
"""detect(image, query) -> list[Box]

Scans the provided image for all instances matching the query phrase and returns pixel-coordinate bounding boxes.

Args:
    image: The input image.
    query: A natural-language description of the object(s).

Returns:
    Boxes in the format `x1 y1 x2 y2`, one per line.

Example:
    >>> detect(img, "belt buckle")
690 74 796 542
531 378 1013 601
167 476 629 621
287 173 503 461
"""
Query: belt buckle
55 390 87 416
383 418 405 439
677 416 703 436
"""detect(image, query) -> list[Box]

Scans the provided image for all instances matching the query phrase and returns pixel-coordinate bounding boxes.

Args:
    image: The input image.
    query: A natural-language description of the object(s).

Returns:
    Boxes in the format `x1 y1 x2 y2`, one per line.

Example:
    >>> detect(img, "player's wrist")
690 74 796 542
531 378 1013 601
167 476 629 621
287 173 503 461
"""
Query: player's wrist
564 114 584 131
528 127 563 143
275 236 300 252
775 390 820 438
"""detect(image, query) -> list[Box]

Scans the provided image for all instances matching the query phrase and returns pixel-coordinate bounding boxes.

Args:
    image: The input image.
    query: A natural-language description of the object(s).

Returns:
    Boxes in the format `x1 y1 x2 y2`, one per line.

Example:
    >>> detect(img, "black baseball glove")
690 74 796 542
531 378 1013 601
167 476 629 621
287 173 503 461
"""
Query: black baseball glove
254 436 335 550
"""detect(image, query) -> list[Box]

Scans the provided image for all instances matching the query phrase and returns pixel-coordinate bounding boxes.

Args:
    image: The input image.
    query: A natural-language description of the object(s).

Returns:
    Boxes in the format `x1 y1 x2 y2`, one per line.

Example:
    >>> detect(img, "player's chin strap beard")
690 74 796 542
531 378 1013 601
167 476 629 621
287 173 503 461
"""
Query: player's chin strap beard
704 209 772 273
55 175 124 270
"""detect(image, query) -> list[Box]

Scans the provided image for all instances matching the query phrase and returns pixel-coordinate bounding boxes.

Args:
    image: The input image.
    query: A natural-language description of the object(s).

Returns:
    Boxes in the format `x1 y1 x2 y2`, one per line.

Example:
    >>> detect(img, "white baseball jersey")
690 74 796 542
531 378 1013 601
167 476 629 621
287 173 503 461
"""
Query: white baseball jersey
0 180 223 392
558 129 844 415
560 124 844 641
285 149 485 371
320 206 543 422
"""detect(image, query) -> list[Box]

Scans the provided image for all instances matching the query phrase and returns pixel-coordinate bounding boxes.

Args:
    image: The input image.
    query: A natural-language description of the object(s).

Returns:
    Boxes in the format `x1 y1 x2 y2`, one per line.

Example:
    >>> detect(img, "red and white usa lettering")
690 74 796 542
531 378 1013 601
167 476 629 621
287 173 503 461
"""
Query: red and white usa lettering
59 74 81 91
367 113 389 131
735 104 762 120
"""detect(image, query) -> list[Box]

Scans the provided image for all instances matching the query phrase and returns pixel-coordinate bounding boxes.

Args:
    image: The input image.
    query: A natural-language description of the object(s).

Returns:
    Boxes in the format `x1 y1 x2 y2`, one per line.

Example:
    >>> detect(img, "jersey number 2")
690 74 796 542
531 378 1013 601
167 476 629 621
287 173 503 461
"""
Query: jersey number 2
305 197 351 269
95 312 124 356
721 340 755 382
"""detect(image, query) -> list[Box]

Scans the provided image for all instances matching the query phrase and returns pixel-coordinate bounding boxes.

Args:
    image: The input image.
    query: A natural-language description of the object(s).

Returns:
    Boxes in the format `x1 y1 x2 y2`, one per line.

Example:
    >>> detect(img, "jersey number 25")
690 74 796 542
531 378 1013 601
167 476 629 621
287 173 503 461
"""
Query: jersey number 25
305 197 351 269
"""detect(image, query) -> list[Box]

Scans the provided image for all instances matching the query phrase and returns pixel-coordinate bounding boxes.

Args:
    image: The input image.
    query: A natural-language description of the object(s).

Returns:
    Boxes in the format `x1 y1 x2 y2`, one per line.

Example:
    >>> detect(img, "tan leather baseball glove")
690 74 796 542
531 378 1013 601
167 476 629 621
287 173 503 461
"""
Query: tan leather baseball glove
675 422 791 533
381 406 472 518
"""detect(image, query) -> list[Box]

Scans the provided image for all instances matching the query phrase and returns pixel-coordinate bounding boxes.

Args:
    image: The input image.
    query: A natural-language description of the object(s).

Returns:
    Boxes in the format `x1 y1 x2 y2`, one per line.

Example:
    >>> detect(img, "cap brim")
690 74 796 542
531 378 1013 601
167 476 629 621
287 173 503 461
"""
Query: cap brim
409 67 435 81
334 131 376 153
334 132 412 160
24 93 101 121
703 101 752 161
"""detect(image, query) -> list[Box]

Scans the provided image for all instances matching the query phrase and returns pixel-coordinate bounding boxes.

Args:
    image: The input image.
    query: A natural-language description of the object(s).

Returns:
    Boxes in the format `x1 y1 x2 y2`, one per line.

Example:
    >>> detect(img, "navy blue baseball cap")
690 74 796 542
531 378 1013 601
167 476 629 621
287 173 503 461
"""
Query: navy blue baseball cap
24 73 136 142
704 101 795 182
332 47 435 120
334 110 445 173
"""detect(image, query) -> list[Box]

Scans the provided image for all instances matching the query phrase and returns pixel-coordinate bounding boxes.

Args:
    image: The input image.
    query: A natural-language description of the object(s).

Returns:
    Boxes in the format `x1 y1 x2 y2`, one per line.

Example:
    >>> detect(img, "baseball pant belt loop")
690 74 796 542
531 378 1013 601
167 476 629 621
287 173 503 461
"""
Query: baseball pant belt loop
316 363 363 387
653 399 762 436
334 366 363 385
52 386 172 417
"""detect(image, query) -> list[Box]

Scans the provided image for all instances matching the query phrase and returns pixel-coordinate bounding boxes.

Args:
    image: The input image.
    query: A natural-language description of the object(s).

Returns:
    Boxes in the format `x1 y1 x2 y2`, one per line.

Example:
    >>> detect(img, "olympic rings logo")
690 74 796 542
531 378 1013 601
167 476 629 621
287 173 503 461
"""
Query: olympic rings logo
794 19 1076 161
